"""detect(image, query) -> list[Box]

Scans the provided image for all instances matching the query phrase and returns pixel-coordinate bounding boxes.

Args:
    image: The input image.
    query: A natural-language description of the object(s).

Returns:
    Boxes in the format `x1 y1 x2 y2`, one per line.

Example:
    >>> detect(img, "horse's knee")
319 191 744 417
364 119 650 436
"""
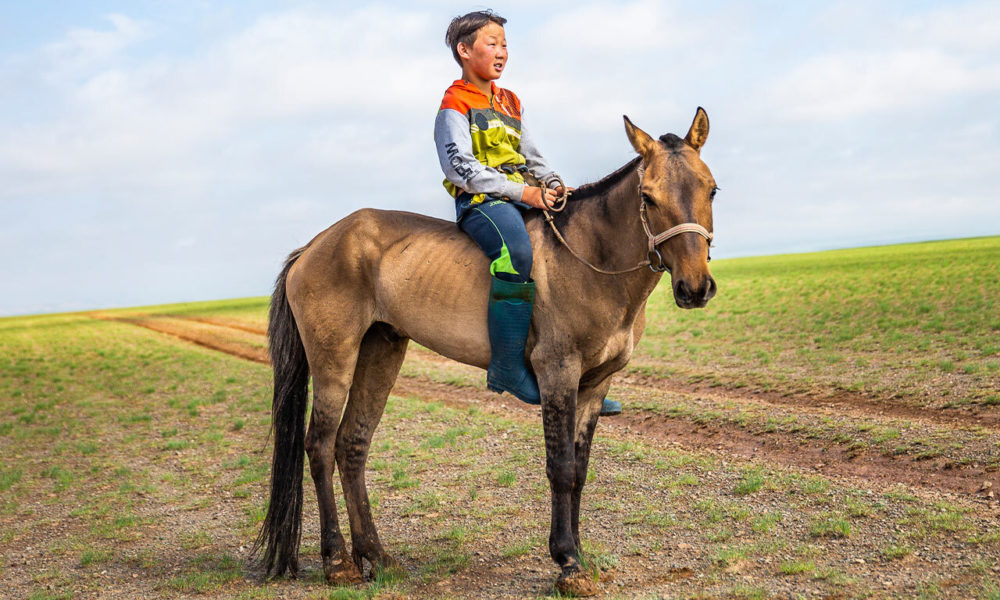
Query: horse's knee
546 461 574 493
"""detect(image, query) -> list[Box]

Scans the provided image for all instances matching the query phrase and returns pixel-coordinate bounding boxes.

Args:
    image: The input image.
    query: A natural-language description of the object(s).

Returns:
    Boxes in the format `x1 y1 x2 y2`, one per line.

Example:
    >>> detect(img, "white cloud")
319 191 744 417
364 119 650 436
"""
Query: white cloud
770 49 1000 120
897 0 1000 53
538 0 701 53
0 6 452 201
42 14 147 78
764 1 1000 121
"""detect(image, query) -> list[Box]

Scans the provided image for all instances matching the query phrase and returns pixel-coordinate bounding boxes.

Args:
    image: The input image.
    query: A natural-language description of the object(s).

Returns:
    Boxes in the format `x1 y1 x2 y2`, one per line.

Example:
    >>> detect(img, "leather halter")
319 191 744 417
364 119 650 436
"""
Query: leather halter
541 174 713 275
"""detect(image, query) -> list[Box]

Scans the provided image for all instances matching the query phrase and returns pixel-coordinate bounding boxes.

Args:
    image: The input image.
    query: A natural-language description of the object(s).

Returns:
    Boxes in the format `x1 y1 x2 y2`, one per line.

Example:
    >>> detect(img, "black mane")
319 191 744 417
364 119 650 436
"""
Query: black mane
566 131 687 204
568 156 642 202
533 155 642 230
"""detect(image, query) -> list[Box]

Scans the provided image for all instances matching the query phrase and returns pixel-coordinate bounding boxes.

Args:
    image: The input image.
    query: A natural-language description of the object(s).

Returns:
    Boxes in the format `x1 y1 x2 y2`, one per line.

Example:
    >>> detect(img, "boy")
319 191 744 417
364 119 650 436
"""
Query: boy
434 10 621 416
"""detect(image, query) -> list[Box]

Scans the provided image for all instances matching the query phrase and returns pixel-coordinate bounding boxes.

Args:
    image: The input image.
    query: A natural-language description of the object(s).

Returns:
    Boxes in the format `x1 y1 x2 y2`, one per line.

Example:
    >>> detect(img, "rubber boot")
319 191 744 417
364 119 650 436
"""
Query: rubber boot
486 276 541 405
600 397 622 416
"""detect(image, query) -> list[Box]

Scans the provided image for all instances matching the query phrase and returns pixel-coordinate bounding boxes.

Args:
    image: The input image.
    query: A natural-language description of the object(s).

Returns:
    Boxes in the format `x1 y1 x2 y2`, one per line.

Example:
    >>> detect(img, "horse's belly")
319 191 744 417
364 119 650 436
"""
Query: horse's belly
374 234 493 369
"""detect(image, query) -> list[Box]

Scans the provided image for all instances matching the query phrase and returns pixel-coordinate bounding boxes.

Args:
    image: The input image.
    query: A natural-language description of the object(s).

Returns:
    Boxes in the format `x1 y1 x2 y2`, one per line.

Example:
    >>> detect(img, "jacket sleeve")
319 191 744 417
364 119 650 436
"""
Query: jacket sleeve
434 108 525 201
518 109 560 188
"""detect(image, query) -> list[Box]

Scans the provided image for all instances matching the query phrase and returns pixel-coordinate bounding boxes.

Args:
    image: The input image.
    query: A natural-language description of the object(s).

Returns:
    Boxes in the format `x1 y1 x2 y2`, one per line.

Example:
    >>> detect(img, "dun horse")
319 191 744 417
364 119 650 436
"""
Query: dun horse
253 109 717 595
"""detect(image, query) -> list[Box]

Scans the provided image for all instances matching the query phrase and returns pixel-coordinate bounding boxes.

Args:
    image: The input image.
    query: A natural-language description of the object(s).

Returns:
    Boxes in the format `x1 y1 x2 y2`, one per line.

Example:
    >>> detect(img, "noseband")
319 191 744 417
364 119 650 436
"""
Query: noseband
638 202 713 273
540 174 713 275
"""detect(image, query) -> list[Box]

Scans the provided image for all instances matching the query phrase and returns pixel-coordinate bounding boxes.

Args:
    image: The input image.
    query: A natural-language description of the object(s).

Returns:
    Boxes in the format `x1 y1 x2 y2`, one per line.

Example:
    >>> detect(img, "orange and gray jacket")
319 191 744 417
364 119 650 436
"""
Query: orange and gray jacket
434 79 556 210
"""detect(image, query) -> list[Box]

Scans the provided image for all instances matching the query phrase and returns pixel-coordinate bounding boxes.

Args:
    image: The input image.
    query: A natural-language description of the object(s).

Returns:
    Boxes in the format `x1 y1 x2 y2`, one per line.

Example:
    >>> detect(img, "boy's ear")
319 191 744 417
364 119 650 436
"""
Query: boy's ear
457 41 472 61
623 115 656 156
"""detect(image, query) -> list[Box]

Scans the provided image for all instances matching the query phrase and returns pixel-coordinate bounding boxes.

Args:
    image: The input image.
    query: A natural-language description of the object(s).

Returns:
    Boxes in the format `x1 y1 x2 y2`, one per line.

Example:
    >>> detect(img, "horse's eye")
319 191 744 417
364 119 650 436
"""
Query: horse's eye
710 186 719 200
641 192 654 205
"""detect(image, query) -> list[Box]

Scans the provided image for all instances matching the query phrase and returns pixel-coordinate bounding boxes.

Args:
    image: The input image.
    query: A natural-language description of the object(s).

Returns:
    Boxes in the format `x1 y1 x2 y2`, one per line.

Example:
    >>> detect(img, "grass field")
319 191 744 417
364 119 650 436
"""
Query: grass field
2 236 999 599
637 236 1000 405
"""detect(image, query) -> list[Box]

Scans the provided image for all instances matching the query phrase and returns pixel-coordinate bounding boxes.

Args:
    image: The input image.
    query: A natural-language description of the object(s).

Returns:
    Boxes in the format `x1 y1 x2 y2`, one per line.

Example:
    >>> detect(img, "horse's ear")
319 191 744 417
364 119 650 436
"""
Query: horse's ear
684 107 709 152
623 115 656 156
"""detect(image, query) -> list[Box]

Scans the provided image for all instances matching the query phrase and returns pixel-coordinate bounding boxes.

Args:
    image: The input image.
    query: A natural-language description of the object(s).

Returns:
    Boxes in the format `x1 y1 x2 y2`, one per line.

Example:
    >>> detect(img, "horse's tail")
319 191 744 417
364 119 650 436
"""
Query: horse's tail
251 246 309 578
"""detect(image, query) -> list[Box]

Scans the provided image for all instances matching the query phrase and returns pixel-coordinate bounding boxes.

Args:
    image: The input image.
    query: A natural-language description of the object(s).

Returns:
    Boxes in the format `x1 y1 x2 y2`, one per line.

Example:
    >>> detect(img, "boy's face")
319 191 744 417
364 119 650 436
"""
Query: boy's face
459 22 507 83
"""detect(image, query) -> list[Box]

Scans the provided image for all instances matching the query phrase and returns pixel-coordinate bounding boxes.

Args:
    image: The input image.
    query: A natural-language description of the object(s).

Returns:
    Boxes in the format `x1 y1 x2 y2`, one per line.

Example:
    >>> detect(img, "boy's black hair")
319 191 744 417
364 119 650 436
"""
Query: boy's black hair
445 10 506 66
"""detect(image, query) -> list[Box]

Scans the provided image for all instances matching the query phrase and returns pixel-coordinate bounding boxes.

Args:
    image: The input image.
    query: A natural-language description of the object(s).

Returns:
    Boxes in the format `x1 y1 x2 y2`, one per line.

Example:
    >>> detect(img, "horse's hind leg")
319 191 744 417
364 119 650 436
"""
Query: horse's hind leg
306 350 364 584
336 323 408 574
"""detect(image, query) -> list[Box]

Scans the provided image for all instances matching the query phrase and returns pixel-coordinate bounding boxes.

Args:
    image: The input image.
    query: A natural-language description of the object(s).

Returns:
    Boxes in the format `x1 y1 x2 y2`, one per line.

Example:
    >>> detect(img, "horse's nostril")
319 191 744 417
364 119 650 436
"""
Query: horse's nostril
675 280 692 303
704 277 717 300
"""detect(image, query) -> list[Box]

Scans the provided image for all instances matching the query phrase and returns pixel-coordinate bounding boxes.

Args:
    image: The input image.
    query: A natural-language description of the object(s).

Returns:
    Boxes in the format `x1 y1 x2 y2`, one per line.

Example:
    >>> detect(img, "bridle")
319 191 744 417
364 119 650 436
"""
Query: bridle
539 173 713 275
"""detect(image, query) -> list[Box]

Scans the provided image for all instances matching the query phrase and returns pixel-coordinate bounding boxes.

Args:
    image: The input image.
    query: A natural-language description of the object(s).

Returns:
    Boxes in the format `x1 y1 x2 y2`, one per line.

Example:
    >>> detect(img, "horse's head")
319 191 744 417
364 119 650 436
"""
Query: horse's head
623 109 717 309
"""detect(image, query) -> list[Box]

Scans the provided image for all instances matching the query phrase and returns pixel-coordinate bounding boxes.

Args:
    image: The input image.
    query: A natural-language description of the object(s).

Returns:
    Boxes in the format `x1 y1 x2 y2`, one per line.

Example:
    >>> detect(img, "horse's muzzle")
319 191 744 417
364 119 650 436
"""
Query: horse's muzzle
674 276 716 309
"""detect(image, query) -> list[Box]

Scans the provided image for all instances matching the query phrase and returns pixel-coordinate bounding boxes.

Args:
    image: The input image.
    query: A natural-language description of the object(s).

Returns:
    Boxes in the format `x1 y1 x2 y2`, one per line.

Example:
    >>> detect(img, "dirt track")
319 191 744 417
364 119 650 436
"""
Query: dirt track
95 312 1000 502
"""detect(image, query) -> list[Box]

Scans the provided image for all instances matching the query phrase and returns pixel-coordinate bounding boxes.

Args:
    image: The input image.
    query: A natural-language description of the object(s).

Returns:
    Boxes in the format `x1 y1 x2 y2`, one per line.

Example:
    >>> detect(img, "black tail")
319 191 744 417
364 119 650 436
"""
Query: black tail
250 247 309 578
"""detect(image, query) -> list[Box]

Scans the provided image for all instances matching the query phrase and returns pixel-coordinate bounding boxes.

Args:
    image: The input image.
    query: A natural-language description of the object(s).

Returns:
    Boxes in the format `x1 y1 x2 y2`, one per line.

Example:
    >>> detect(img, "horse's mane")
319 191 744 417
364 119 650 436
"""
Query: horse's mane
555 134 685 209
569 156 642 202
533 155 642 231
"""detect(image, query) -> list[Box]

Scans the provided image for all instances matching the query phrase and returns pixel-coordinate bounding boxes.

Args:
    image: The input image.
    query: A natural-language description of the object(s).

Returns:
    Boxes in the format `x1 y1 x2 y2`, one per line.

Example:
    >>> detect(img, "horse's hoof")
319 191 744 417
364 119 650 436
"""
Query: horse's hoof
556 569 600 597
325 553 363 585
375 554 401 571
352 547 400 575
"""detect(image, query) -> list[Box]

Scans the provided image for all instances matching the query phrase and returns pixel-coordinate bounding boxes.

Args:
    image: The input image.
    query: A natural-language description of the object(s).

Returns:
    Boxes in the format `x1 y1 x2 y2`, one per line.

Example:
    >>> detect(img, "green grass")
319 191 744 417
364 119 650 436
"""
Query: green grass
711 545 748 568
882 543 914 560
502 537 538 558
778 559 815 575
734 467 768 495
732 584 770 599
167 552 242 592
497 470 516 487
809 513 852 538
982 582 1000 600
0 468 22 491
633 236 1000 405
751 511 783 534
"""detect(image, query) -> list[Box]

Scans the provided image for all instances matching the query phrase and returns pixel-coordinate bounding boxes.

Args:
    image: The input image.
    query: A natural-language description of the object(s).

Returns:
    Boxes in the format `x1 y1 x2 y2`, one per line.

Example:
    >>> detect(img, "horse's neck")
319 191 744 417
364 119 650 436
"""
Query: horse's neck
557 162 664 306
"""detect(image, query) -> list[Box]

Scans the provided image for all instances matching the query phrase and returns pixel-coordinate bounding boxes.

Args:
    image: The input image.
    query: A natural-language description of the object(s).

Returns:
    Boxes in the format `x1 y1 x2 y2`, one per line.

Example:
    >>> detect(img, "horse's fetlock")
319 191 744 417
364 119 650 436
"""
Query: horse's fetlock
561 560 581 576
549 538 578 567
546 468 574 492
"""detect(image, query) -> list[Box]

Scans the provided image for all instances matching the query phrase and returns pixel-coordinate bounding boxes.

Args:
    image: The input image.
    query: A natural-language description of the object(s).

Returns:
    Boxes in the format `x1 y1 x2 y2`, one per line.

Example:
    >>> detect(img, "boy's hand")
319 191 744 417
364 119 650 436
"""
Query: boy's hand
521 186 559 210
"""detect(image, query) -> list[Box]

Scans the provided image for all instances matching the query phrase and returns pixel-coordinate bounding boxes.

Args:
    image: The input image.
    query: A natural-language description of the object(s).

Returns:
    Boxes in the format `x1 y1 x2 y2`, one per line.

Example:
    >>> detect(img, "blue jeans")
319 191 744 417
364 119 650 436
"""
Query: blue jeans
458 196 533 284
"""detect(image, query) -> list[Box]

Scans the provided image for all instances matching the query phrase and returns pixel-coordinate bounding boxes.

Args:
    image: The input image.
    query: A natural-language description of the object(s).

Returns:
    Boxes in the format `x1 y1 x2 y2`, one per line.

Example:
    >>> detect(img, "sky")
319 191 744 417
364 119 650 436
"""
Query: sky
1 1 998 316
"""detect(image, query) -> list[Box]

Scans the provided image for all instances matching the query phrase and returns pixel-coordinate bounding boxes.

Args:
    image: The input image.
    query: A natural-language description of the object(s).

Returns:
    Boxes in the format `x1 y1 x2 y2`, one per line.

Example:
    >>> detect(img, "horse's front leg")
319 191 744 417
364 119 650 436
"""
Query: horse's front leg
537 359 600 596
571 379 610 551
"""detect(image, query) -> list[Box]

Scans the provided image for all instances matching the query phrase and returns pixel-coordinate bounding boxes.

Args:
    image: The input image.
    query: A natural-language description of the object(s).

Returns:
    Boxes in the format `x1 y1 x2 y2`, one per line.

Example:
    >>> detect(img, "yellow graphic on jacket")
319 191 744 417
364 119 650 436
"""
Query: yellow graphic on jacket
438 79 526 205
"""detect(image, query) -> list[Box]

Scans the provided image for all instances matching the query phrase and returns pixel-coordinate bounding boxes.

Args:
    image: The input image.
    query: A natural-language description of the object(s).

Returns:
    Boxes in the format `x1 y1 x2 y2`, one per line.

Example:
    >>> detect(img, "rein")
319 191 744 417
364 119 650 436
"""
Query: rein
538 174 713 275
